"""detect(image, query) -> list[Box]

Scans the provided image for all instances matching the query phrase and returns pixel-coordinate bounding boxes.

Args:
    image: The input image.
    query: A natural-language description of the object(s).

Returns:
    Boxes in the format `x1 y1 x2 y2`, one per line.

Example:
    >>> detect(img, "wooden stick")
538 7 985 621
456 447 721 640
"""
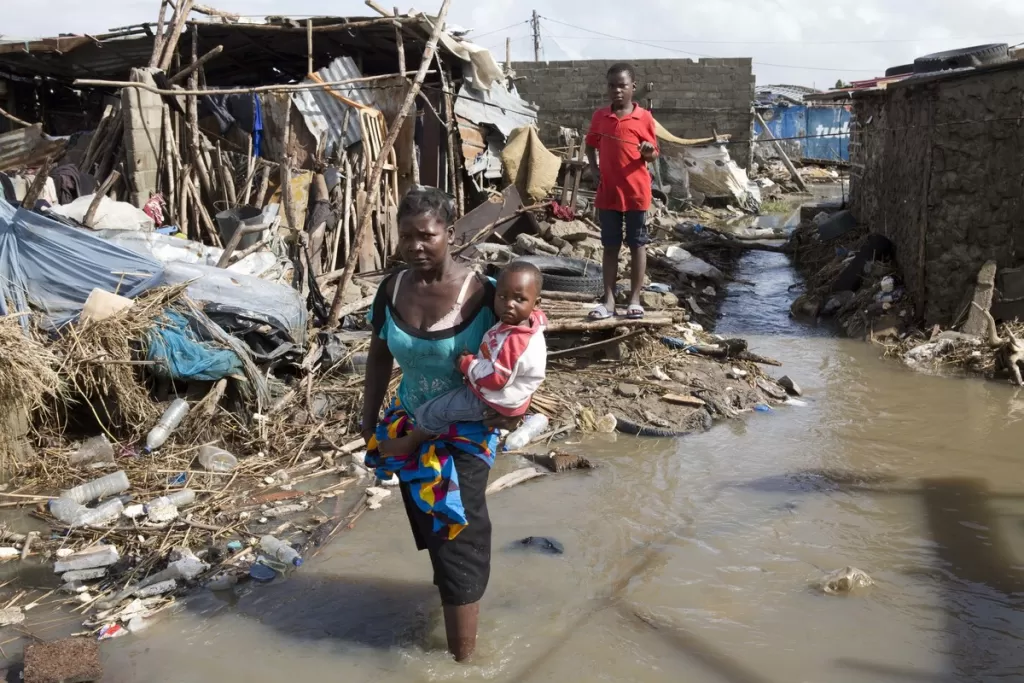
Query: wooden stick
439 63 463 217
307 20 314 75
148 0 172 68
339 152 354 272
161 108 179 223
545 315 674 334
168 45 223 85
755 112 808 192
393 8 407 77
184 174 221 246
547 330 644 359
230 233 272 263
216 222 265 268
21 157 55 208
192 3 240 20
326 0 453 327
256 163 271 207
158 0 195 72
215 141 236 207
84 170 121 228
178 163 191 237
74 71 429 97
0 105 32 129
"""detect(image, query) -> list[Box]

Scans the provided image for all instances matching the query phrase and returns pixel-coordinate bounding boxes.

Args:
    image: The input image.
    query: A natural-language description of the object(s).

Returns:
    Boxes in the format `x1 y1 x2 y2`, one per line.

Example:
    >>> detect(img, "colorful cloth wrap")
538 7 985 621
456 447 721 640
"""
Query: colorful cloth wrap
364 397 498 540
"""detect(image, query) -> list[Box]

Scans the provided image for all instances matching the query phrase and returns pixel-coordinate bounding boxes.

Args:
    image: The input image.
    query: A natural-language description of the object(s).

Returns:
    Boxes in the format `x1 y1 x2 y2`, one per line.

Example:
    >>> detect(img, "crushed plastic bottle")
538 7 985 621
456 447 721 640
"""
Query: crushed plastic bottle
49 498 124 527
260 535 303 567
820 566 874 594
54 545 120 574
504 414 550 451
69 434 115 468
61 471 130 505
198 445 238 473
144 399 190 453
164 489 196 508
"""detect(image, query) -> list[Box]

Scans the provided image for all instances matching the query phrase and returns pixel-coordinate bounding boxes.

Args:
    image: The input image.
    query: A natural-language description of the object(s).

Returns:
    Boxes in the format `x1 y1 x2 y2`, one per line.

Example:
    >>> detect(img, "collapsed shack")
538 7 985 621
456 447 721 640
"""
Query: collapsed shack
0 1 803 658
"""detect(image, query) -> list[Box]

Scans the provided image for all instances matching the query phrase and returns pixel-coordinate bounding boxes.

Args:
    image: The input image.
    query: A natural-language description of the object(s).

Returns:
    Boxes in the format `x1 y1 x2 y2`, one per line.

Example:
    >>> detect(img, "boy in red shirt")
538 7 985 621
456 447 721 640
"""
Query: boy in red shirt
585 63 659 319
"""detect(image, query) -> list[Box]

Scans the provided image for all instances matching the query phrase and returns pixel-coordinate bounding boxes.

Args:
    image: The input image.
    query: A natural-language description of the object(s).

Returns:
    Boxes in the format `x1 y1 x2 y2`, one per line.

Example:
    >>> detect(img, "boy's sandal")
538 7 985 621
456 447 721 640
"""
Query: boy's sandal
588 304 614 320
625 304 645 319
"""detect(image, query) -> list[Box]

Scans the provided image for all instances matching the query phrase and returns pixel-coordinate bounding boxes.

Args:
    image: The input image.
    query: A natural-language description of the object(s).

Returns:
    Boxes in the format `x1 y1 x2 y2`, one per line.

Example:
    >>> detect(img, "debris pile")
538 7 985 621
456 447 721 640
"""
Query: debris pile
0 0 809 661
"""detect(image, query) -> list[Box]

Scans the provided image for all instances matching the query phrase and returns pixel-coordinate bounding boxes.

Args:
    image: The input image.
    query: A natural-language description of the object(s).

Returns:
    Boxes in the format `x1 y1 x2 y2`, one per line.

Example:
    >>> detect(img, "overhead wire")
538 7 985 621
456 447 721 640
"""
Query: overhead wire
538 16 886 73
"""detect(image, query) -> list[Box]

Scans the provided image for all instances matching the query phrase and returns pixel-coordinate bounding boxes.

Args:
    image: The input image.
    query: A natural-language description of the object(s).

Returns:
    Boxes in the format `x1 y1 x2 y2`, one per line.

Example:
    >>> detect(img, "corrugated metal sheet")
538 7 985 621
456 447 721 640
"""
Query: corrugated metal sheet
754 104 851 161
453 82 536 139
805 105 851 161
0 125 66 172
291 56 374 158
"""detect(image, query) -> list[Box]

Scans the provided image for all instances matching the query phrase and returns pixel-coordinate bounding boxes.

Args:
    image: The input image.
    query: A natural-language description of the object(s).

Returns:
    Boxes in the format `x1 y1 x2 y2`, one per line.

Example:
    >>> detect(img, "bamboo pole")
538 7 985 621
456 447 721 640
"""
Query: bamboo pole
327 0 453 327
184 174 221 246
21 158 55 208
307 20 314 75
74 71 429 97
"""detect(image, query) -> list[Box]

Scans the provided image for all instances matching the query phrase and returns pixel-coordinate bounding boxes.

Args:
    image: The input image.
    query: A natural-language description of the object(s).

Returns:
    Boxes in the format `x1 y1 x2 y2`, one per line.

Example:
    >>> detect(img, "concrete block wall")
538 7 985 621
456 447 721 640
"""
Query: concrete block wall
850 62 1024 325
122 68 162 209
511 58 755 167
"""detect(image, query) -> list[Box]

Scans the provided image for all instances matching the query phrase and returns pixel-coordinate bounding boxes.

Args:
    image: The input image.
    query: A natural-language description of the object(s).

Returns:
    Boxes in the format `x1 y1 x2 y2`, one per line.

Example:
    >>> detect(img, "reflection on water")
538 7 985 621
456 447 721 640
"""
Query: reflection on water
95 214 1024 682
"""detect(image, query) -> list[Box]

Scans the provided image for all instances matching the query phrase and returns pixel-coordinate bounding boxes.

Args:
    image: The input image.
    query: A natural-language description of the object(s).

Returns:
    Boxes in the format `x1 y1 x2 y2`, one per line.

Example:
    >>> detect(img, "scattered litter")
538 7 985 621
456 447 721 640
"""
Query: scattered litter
365 487 392 511
0 608 24 627
511 536 564 555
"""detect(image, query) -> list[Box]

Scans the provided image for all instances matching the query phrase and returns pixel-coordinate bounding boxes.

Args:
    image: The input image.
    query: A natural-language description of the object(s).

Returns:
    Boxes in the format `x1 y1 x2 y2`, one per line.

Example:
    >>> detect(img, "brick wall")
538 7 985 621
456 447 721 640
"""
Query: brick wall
511 58 755 168
850 61 1024 325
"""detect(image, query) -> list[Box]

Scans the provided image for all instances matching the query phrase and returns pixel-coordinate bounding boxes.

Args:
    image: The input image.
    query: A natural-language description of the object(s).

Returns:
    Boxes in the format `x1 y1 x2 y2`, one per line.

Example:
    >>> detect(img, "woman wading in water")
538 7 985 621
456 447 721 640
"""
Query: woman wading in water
361 187 510 661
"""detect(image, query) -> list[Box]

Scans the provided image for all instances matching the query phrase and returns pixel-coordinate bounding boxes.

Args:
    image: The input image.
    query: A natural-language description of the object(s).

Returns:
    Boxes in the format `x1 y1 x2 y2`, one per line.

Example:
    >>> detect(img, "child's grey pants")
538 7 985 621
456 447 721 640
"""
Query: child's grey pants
413 385 493 434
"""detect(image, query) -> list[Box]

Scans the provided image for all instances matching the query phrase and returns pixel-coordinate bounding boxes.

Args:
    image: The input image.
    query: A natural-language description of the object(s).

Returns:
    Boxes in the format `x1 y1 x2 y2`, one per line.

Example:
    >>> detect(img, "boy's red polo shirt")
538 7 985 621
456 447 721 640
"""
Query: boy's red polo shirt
585 105 658 212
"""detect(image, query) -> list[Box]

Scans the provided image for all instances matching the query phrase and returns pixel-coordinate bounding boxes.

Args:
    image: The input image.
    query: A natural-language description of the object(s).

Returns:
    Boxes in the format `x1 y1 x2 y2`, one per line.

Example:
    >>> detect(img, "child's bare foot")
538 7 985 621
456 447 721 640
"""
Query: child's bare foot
377 434 419 457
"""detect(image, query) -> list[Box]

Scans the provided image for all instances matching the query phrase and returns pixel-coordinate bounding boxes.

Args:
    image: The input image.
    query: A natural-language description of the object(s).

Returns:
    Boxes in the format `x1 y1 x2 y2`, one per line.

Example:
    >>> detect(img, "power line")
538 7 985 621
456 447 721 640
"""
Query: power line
539 16 885 73
537 33 1024 46
467 20 531 41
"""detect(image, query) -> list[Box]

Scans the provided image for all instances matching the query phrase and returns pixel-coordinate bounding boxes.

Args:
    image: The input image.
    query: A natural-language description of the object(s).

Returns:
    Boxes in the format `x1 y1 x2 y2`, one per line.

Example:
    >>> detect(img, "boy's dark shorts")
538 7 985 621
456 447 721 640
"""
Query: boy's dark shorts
598 209 650 249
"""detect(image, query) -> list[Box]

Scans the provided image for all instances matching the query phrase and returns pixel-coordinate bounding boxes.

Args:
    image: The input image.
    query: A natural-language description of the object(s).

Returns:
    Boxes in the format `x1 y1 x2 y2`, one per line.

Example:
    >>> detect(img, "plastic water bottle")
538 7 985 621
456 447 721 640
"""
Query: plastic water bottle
53 545 120 573
61 471 130 505
69 434 115 467
504 414 550 451
198 445 238 473
145 399 190 452
164 489 196 508
74 499 124 526
260 535 303 567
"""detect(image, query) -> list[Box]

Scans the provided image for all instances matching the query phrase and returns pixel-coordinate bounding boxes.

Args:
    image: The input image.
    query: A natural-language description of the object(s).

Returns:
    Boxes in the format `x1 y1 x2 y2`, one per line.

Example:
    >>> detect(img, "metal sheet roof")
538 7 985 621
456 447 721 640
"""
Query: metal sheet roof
0 125 67 172
453 82 536 139
291 56 373 158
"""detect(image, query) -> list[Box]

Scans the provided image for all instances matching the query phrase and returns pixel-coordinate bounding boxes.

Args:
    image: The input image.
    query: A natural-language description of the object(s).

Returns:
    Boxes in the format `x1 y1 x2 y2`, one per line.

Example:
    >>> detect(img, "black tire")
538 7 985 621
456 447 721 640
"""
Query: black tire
511 255 604 295
884 64 914 78
913 44 1008 74
614 416 690 438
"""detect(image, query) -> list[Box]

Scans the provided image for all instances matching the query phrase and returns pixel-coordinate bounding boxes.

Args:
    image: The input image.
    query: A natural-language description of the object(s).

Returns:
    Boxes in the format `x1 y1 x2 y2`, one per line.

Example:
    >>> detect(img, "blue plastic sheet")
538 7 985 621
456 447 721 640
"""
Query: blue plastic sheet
147 310 243 381
0 199 163 324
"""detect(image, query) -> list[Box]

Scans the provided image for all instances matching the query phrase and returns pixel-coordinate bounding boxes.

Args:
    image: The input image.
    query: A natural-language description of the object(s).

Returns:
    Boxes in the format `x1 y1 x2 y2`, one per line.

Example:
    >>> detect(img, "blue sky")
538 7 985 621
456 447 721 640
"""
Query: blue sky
4 0 1024 87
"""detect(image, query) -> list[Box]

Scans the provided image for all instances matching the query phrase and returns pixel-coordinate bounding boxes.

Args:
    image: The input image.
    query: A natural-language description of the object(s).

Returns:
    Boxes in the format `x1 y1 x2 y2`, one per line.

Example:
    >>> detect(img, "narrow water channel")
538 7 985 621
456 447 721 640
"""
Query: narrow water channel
99 203 1024 683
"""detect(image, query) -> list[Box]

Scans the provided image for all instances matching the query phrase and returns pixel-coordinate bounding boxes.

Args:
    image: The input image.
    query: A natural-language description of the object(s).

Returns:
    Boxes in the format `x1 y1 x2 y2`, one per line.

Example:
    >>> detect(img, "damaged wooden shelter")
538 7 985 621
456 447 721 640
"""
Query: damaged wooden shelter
0 0 537 323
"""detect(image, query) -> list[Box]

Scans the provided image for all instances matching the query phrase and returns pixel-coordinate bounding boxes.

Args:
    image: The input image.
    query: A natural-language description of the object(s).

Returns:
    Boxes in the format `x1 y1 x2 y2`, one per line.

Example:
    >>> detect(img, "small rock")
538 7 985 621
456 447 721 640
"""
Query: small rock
257 517 269 524
134 580 177 598
756 378 789 401
778 376 802 396
820 567 873 594
791 294 821 318
662 292 680 307
703 286 716 297
822 290 855 316
727 367 748 380
515 233 559 256
617 383 641 399
61 568 107 583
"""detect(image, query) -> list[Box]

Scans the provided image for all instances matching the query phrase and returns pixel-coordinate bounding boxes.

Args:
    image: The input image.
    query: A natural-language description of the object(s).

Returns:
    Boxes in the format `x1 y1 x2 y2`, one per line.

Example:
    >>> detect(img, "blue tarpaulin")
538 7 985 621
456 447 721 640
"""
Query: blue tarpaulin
147 310 244 381
0 199 163 325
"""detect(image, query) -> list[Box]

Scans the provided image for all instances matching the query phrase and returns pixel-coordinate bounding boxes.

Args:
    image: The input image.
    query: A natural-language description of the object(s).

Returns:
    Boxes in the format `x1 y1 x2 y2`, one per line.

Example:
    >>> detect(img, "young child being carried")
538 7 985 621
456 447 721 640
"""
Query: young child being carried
378 261 548 457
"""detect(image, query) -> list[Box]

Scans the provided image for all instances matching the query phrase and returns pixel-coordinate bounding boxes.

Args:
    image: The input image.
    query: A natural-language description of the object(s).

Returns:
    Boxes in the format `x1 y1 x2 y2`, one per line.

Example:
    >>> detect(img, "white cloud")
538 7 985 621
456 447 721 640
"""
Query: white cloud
3 0 1023 87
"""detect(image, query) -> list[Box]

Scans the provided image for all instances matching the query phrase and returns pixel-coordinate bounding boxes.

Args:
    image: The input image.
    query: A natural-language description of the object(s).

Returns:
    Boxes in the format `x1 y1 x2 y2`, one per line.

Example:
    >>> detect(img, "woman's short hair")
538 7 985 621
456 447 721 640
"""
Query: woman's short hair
398 186 455 226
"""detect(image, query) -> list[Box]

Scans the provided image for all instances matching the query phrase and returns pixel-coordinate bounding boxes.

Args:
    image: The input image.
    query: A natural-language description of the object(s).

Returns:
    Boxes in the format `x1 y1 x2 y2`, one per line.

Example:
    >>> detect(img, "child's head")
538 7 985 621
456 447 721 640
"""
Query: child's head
606 62 636 108
496 261 543 326
397 186 456 271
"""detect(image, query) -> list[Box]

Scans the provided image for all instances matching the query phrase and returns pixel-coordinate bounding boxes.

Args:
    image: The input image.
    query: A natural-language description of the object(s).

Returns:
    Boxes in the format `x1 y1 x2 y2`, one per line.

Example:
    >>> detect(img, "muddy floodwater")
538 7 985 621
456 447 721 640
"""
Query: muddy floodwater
101 210 1024 682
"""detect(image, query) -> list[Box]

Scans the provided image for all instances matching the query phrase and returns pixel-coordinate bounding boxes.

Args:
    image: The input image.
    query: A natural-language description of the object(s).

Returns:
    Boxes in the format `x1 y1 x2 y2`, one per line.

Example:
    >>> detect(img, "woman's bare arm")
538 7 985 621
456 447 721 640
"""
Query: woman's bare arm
361 334 394 442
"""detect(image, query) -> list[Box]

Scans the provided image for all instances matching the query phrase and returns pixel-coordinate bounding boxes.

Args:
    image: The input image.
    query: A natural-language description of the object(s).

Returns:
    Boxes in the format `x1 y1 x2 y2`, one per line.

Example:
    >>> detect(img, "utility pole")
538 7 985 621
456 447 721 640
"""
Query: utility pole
531 10 540 62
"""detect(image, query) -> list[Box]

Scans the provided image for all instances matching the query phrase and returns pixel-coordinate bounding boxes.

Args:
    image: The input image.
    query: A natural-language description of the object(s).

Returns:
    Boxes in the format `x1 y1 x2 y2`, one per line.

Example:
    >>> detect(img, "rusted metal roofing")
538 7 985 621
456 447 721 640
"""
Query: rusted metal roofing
0 125 67 172
453 83 536 139
291 56 374 158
